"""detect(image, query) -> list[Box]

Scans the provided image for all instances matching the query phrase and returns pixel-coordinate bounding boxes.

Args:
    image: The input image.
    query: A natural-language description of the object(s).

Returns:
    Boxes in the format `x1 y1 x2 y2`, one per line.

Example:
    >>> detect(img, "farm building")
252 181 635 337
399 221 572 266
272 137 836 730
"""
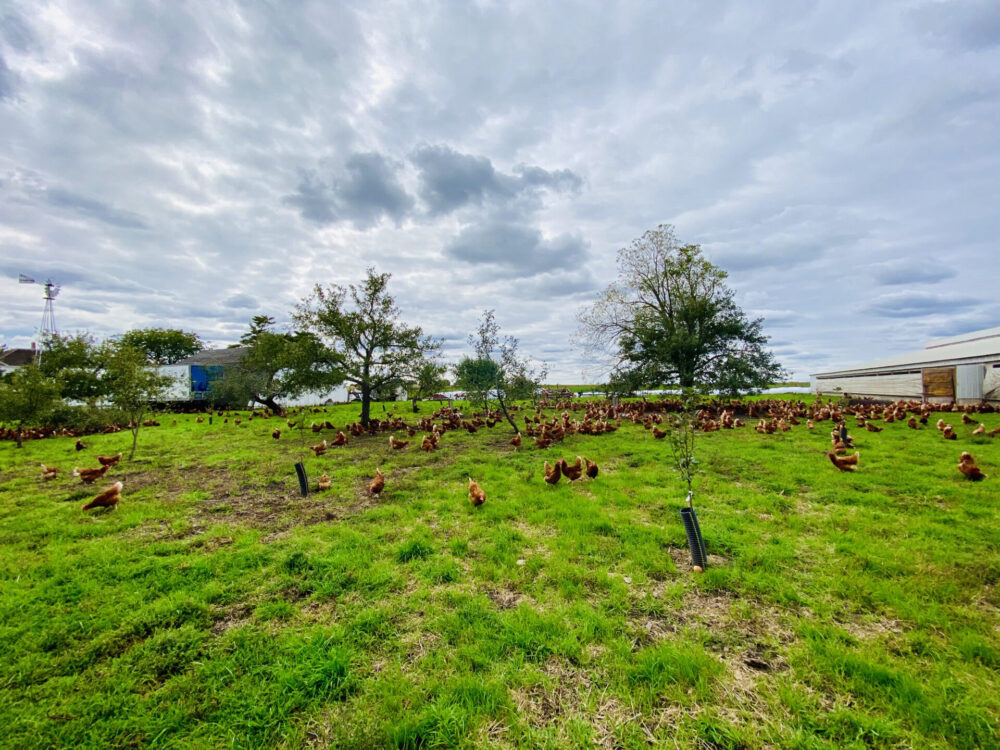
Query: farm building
0 347 37 376
159 347 350 406
811 326 1000 404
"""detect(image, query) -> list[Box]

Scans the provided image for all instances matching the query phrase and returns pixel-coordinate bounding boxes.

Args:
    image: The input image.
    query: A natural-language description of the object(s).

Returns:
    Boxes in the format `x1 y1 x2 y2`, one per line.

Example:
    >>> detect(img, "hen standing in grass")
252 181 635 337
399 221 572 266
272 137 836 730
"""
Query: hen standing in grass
369 469 385 495
543 460 562 485
83 481 122 511
828 451 859 471
958 452 987 480
468 478 486 506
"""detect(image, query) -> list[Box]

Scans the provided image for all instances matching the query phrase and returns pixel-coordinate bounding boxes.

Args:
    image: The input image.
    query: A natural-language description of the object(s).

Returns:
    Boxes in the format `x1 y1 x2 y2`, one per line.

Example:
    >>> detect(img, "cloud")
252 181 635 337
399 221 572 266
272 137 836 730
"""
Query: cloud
284 153 414 228
910 1 1000 52
410 144 581 215
865 291 980 318
222 293 258 309
44 188 149 229
869 260 957 286
443 222 588 277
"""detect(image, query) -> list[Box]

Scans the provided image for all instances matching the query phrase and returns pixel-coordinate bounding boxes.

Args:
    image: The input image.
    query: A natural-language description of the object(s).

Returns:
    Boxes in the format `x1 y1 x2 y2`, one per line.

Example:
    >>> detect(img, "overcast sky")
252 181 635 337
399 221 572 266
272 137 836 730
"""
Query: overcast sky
2 1 998 382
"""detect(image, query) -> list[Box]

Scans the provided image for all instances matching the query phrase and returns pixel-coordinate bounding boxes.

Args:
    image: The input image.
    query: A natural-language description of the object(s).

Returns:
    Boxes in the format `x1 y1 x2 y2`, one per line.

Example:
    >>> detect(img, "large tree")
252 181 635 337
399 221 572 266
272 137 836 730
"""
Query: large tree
212 316 340 414
577 225 784 394
294 269 438 426
457 310 546 433
39 333 107 403
118 328 205 365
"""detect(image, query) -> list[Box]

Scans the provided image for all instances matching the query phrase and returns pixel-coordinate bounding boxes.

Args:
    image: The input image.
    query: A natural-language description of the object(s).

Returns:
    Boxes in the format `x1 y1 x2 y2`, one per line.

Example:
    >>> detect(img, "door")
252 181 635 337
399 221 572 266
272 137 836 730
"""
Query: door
922 367 955 400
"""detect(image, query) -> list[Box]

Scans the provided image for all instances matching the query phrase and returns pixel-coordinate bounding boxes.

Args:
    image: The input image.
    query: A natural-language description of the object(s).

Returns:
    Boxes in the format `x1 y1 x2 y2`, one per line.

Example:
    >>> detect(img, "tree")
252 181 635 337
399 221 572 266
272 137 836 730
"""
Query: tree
459 310 547 433
0 364 61 447
406 360 449 412
577 224 784 394
294 269 439 426
118 328 205 365
97 344 173 460
213 316 340 414
39 333 107 403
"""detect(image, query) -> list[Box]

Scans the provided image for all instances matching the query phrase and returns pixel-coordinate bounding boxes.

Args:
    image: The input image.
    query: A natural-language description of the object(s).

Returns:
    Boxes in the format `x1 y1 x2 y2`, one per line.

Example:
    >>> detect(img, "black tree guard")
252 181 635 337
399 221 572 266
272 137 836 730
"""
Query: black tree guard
294 462 309 496
680 506 707 569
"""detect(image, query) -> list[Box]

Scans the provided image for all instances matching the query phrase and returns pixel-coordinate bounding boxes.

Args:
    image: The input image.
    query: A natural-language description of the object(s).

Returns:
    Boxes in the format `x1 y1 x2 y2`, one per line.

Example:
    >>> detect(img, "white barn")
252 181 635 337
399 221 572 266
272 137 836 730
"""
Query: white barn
811 326 1000 404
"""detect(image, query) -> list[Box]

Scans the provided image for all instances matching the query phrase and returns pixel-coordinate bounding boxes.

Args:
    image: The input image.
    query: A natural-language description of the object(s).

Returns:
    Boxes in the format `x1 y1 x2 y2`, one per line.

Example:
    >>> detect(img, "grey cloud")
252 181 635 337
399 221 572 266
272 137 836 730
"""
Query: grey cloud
1 10 36 52
869 260 956 286
910 1 1000 51
44 188 149 229
222 293 258 309
444 222 588 277
410 145 581 215
0 53 13 101
284 153 413 228
865 291 979 318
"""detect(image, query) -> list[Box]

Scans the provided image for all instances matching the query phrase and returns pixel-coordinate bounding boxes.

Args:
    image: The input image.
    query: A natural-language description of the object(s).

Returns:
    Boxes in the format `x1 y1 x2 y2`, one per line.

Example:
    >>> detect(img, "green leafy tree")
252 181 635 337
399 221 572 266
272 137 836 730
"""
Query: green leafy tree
213 316 340 414
577 224 784 394
406 360 449 412
97 344 174 460
0 364 61 447
39 333 107 403
294 269 439 426
461 309 547 433
118 328 205 365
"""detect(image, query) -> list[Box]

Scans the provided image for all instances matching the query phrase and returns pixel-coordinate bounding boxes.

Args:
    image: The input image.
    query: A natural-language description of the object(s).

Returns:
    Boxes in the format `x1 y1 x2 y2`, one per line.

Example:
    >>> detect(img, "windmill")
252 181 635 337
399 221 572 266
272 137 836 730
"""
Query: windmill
18 274 61 361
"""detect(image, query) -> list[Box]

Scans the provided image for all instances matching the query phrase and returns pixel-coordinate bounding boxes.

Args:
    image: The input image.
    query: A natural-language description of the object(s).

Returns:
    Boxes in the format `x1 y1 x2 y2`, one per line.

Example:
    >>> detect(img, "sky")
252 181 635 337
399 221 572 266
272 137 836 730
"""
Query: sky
1 0 999 382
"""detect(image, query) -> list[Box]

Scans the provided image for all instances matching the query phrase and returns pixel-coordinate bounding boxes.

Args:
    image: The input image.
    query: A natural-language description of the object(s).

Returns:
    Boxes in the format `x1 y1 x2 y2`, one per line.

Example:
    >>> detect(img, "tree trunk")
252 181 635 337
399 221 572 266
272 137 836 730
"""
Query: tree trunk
129 427 139 460
360 385 372 426
411 398 419 413
258 395 285 416
496 396 519 434
15 425 23 449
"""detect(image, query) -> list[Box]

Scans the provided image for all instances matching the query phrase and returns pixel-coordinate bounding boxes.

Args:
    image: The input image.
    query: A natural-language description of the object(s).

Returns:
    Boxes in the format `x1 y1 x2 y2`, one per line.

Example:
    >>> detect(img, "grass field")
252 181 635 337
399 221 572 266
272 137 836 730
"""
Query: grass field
1 399 998 749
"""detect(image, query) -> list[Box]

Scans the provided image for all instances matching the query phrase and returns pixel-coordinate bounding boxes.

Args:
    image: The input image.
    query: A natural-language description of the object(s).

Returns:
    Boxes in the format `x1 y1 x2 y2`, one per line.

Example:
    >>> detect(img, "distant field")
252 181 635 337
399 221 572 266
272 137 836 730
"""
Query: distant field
1 398 998 748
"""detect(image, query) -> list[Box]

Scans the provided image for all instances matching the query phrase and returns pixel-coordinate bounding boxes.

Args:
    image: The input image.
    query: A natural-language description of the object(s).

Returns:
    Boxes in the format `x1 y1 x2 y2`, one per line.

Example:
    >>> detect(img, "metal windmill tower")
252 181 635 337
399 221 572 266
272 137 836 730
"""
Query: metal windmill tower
18 274 61 361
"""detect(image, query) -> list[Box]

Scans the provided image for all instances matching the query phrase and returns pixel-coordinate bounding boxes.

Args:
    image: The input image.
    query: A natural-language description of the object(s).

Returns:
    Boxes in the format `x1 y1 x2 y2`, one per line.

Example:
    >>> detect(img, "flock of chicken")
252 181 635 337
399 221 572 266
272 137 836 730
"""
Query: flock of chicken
30 394 995 514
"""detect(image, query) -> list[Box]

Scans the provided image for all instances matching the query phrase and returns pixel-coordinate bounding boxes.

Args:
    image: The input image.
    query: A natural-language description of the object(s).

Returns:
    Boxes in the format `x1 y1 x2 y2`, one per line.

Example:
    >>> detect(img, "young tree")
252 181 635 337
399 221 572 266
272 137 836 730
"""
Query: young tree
100 344 173 460
213 316 340 414
0 364 61 447
294 269 439 426
454 356 500 414
406 360 450 412
118 328 205 365
461 309 547 433
577 224 784 394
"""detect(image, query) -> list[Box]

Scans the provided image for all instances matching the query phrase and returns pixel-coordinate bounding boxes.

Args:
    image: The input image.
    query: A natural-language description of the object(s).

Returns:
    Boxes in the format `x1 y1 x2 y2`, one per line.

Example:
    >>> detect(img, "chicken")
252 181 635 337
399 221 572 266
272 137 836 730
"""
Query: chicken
331 431 348 446
972 423 986 436
286 420 297 429
310 439 328 456
560 456 584 481
936 418 945 431
942 425 957 440
72 464 111 484
990 426 1000 438
420 434 435 451
83 481 122 511
957 452 987 480
272 428 281 440
369 468 385 495
865 422 883 433
468 477 486 506
534 437 552 449
907 417 919 429
652 427 668 439
311 422 322 432
97 453 122 467
510 433 522 447
389 435 409 450
40 464 59 480
196 417 204 423
543 460 562 485
75 439 86 451
828 451 859 471
962 413 975 425
585 457 599 479
317 473 332 491
806 420 815 430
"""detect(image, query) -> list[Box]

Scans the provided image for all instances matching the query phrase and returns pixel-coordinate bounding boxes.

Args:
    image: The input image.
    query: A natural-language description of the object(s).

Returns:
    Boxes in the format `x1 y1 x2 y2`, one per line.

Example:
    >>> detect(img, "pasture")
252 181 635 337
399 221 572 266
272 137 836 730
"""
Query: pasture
1 398 998 749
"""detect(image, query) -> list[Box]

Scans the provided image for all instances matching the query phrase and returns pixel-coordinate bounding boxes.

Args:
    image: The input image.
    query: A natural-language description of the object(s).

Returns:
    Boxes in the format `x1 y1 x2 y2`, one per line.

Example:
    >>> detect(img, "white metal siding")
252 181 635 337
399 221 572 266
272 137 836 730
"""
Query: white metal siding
955 364 985 401
814 372 923 398
158 366 191 400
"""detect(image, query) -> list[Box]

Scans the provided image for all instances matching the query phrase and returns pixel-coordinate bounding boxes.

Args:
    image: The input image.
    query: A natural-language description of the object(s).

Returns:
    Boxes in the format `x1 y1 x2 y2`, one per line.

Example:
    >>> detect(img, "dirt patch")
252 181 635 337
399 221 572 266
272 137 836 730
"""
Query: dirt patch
210 602 254 635
482 584 536 610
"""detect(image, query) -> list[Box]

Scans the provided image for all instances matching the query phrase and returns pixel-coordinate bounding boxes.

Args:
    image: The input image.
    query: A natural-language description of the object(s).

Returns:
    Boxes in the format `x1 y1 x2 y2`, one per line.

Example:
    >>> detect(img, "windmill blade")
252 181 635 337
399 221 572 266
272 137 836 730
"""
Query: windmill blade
18 273 36 284
51 285 62 298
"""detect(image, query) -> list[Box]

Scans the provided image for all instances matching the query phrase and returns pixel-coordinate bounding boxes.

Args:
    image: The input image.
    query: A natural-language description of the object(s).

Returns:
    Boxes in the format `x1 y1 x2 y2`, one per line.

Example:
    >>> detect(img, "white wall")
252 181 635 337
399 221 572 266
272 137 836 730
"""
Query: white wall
813 372 923 399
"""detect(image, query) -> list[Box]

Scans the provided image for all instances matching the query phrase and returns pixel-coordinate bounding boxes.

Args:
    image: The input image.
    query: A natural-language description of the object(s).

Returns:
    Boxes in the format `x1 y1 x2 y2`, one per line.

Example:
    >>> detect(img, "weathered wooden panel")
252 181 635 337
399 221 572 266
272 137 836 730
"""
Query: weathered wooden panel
814 373 923 398
956 364 985 401
923 367 955 398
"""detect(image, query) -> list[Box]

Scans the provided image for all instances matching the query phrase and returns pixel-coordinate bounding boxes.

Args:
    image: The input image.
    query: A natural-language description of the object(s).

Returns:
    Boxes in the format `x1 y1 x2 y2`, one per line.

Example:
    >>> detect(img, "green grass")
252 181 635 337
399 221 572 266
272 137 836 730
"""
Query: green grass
1 399 998 748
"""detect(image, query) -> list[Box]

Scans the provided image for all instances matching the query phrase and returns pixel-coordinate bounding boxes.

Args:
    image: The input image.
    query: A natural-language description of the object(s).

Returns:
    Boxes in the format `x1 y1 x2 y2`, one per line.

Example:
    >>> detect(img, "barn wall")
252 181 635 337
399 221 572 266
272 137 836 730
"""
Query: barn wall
813 372 923 399
985 366 1000 401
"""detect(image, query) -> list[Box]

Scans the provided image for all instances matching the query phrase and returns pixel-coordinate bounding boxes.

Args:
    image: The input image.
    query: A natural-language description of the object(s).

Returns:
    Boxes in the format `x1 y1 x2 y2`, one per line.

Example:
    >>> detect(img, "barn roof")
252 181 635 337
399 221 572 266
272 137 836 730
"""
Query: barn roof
813 326 1000 378
173 347 248 366
0 348 37 367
